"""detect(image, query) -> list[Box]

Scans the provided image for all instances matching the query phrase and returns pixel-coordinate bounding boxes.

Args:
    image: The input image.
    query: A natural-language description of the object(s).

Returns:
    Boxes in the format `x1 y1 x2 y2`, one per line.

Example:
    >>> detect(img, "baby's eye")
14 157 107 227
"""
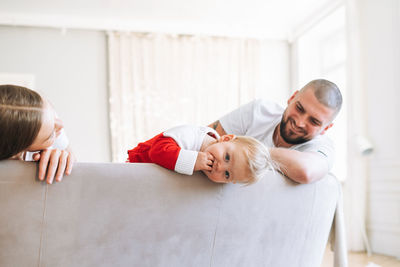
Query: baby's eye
225 171 230 179
225 153 230 162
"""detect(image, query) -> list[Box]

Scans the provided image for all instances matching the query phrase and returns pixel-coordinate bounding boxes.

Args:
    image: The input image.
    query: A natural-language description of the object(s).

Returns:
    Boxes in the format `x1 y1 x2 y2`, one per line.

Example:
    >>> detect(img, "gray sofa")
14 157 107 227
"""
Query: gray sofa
0 160 347 267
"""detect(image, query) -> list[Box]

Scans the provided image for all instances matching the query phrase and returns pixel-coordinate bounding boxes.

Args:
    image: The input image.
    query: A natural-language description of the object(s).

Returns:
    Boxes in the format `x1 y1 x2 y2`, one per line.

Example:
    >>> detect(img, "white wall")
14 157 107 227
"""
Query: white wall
0 0 335 40
358 0 400 257
0 25 111 162
257 40 291 107
0 25 290 163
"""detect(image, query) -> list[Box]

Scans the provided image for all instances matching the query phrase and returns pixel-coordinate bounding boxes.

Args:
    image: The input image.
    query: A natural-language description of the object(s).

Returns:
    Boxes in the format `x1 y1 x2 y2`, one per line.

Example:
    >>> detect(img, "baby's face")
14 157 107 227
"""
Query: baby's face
202 139 249 184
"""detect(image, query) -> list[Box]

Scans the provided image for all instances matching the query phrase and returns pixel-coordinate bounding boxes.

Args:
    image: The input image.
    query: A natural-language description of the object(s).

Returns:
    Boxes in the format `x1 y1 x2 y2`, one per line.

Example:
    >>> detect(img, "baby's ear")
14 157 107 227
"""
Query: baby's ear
220 134 236 142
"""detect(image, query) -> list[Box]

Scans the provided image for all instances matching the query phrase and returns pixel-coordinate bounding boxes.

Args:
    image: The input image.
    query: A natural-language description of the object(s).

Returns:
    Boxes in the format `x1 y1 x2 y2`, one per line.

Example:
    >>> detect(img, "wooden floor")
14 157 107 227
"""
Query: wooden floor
321 247 400 267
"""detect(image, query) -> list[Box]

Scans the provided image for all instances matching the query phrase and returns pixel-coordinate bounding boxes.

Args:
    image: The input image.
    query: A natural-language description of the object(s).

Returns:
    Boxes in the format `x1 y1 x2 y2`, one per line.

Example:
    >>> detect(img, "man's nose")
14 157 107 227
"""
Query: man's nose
296 115 306 128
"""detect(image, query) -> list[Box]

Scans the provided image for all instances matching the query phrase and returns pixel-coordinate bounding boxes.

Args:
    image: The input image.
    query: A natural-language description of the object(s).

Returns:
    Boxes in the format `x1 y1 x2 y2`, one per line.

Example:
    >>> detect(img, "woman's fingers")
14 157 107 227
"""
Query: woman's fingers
35 148 75 184
45 149 62 184
54 150 68 182
37 149 51 181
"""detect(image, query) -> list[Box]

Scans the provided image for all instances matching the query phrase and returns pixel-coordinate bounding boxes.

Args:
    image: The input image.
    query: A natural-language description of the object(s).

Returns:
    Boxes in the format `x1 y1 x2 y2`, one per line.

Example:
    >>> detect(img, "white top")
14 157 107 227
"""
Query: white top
163 125 220 175
219 99 334 170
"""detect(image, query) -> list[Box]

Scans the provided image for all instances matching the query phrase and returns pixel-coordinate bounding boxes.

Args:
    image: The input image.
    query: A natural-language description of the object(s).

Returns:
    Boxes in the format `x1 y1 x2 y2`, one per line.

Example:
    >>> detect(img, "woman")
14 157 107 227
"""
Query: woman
0 84 75 184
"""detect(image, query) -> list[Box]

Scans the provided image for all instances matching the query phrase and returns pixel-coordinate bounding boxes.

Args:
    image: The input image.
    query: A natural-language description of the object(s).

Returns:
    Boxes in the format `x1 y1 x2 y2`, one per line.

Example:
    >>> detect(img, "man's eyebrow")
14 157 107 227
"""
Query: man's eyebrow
297 101 322 125
311 117 322 125
296 101 304 110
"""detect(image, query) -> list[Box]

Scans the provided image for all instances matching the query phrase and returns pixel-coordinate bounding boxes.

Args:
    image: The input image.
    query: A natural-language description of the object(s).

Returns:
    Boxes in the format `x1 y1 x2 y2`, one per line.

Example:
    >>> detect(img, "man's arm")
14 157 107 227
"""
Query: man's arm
269 148 329 184
208 120 227 136
209 120 329 183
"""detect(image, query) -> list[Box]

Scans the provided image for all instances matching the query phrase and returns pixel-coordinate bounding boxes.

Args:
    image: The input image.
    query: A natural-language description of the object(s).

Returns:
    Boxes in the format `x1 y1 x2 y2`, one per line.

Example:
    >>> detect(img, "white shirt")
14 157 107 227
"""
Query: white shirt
163 125 220 175
219 99 334 170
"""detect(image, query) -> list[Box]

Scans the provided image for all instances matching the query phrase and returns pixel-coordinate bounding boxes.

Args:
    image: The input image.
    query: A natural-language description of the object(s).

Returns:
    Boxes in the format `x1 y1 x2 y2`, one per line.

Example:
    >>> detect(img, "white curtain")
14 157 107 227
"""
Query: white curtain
108 32 270 162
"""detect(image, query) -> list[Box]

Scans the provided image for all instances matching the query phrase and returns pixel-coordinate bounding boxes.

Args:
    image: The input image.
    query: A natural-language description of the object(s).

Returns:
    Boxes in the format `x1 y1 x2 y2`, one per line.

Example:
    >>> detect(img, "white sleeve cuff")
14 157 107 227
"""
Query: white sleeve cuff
174 150 198 175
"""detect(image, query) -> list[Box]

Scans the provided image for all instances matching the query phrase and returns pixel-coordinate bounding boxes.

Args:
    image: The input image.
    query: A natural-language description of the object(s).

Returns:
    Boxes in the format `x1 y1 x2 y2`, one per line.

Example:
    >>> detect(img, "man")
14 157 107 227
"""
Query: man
209 79 342 184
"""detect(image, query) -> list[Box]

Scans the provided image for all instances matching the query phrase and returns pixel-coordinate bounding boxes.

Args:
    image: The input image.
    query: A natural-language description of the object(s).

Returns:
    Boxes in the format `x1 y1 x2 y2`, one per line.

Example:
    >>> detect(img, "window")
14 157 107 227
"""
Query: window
292 6 347 180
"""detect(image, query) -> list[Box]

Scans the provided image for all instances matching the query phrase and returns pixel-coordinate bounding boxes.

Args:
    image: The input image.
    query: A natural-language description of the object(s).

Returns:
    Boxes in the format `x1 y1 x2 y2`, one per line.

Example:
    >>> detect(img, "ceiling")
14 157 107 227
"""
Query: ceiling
0 0 341 40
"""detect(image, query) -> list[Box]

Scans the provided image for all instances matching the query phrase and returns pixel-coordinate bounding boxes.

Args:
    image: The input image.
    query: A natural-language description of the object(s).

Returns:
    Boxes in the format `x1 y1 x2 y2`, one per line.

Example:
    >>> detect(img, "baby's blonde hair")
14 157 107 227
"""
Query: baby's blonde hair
232 136 276 185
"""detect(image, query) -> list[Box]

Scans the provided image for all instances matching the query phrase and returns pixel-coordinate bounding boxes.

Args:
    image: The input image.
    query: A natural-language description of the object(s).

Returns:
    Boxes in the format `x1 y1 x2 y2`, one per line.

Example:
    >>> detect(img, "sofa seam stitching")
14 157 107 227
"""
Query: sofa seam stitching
38 184 48 267
209 185 224 267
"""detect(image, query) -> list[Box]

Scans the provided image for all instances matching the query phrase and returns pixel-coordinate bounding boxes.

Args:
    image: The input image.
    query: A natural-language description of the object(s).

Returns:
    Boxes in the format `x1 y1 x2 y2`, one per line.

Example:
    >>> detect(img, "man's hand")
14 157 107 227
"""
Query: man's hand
32 147 76 184
194 151 214 172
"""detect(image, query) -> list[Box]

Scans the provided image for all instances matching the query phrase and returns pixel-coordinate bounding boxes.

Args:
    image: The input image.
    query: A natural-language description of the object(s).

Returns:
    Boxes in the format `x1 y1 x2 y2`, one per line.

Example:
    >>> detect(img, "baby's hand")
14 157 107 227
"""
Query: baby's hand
194 152 214 172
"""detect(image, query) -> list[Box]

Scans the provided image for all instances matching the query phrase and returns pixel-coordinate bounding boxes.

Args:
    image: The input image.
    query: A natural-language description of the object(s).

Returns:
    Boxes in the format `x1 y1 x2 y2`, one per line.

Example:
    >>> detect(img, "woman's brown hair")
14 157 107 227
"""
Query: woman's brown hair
0 84 43 160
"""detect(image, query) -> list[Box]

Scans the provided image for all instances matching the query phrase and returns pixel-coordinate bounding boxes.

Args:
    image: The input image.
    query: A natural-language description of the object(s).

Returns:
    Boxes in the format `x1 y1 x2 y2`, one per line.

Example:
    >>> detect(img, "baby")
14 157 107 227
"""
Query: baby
127 125 273 184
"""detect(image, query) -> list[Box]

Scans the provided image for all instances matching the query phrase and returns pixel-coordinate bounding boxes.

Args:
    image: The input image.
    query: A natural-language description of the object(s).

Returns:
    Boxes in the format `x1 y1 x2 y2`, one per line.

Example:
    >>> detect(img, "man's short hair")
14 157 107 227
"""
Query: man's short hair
302 79 342 118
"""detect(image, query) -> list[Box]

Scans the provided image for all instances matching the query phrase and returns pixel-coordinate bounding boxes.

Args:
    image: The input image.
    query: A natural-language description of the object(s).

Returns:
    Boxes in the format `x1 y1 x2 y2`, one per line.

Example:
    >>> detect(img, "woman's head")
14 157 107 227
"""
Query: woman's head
0 84 64 160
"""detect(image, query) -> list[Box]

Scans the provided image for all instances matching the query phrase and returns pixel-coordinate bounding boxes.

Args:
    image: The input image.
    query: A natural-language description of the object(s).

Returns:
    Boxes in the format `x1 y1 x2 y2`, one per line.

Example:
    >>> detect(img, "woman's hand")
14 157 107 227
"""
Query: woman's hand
32 146 76 184
194 151 214 172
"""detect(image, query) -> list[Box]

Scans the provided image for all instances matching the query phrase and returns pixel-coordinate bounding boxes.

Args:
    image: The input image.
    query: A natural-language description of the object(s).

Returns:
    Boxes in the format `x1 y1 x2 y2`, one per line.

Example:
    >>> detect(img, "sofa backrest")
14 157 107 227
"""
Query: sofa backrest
0 160 340 267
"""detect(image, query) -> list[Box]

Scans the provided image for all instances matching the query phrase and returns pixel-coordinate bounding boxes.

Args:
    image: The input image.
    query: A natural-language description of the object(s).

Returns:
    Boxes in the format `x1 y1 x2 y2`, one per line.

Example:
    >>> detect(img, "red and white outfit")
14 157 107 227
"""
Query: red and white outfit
127 125 220 175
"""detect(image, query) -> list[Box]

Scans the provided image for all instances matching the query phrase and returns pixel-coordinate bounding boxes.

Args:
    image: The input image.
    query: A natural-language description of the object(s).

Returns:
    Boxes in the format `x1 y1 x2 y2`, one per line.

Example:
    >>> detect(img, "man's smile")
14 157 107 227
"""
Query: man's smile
289 118 305 135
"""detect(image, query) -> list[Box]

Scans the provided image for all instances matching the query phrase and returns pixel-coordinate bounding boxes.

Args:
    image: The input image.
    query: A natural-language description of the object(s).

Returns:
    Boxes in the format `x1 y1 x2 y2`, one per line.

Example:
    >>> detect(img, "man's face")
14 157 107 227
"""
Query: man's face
279 88 335 145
